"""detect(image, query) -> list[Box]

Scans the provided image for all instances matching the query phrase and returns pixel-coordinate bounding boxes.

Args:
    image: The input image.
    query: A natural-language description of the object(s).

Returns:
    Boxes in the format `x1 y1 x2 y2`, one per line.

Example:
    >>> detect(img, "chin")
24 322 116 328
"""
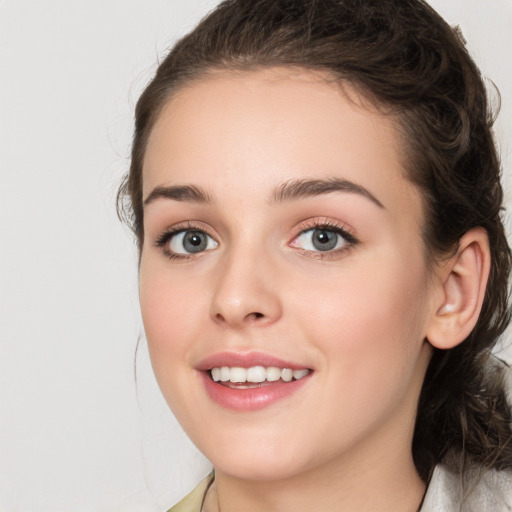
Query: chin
212 455 306 482
196 429 319 482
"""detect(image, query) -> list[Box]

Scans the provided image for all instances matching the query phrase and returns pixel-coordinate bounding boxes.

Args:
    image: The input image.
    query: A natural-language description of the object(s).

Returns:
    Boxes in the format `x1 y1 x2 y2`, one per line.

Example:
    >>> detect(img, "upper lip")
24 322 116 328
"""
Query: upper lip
196 351 312 371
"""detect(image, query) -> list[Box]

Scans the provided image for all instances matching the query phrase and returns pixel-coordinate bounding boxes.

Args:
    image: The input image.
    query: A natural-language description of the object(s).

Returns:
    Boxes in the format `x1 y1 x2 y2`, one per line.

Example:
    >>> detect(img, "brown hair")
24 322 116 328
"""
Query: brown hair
118 0 512 481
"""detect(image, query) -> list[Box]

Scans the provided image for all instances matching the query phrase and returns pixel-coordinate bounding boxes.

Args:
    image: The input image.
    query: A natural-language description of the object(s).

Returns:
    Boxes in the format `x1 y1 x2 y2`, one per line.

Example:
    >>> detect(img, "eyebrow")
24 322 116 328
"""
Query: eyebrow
143 177 384 209
143 184 213 207
271 178 384 208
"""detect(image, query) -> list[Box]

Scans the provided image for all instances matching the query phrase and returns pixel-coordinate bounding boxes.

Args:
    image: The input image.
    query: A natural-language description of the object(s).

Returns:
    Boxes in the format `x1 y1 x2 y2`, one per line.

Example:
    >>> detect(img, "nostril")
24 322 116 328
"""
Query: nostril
248 312 264 320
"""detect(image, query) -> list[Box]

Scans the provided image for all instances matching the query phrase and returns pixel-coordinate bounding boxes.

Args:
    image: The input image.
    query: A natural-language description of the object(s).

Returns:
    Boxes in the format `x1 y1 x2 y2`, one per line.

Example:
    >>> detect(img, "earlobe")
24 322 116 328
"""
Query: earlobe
426 228 490 350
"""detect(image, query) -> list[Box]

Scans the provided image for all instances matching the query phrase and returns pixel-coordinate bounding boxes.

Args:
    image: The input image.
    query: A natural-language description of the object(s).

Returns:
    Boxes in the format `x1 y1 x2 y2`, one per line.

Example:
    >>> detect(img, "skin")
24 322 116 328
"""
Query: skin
139 68 444 511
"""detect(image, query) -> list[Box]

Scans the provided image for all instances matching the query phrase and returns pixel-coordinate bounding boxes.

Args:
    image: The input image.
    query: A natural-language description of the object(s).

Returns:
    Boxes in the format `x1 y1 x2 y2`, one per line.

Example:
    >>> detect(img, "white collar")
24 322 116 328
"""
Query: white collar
421 464 512 511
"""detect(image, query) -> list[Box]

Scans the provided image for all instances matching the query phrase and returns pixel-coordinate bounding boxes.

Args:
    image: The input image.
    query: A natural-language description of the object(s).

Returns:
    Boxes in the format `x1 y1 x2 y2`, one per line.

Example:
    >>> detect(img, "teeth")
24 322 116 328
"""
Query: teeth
230 367 247 383
293 369 309 380
219 366 230 382
281 368 293 382
266 367 282 382
247 366 266 383
210 365 310 384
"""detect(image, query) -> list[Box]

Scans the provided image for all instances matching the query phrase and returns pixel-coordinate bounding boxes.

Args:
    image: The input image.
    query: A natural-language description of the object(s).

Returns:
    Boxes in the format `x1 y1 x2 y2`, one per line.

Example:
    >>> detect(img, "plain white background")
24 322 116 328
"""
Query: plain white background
1 1 511 510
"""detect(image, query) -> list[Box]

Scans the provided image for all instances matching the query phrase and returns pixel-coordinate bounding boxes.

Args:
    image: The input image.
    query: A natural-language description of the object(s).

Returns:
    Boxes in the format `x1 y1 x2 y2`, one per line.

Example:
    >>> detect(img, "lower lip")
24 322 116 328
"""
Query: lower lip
200 372 311 411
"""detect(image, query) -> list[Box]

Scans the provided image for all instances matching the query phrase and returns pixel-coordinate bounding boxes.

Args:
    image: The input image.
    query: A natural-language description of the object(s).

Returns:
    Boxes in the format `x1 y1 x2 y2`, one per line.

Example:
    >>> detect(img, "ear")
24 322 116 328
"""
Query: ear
426 227 491 350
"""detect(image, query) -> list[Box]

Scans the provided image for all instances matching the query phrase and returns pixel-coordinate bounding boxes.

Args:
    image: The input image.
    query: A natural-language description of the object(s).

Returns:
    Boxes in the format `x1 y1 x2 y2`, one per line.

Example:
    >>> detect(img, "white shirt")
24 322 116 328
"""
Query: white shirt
421 464 512 511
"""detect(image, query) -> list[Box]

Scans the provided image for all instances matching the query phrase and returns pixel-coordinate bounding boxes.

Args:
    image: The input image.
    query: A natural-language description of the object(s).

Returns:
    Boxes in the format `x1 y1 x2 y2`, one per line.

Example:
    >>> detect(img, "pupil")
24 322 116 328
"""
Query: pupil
313 229 337 251
318 232 329 243
184 231 207 253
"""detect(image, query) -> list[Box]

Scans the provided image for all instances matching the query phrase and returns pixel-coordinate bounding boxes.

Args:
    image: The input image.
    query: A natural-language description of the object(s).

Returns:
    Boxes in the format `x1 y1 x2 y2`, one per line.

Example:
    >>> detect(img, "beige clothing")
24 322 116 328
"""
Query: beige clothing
168 466 512 512
168 474 214 512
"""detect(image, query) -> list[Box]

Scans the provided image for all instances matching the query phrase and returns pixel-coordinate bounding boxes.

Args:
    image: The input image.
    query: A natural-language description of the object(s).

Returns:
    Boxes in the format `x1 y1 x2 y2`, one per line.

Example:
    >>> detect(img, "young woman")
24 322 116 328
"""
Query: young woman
118 0 512 510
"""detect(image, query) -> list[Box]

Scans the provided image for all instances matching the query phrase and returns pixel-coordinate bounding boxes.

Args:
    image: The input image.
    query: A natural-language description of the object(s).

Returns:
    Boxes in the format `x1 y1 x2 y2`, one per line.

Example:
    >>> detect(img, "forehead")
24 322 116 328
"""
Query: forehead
142 68 423 230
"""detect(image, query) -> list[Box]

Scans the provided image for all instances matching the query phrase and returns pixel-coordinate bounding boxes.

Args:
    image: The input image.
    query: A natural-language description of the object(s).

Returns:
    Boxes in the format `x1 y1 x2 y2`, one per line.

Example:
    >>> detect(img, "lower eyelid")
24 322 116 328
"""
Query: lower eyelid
298 245 353 258
299 243 356 260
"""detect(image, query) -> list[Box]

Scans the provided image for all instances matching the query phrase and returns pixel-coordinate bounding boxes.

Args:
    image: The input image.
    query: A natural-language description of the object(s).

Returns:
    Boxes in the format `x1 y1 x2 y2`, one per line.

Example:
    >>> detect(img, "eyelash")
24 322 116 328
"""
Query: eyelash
154 219 358 261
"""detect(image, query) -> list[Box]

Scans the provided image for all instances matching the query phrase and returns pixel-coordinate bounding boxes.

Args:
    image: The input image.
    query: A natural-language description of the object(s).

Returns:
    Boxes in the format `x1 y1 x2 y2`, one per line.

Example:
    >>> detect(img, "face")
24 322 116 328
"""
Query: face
139 68 437 481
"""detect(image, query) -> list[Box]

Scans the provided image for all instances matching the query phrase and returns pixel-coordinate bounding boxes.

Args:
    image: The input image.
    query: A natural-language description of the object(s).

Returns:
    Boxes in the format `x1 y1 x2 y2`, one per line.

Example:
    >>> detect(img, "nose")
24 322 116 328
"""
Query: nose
210 248 283 328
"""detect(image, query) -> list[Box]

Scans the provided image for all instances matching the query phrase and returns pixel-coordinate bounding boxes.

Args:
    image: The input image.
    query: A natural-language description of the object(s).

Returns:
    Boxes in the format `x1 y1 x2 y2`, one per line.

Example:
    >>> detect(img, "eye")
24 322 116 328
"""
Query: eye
170 230 218 254
157 228 218 257
291 226 353 253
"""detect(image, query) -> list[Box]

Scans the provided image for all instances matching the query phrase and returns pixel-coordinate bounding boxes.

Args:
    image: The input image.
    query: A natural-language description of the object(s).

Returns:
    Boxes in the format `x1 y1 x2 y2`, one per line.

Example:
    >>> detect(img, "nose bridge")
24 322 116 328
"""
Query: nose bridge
210 233 282 328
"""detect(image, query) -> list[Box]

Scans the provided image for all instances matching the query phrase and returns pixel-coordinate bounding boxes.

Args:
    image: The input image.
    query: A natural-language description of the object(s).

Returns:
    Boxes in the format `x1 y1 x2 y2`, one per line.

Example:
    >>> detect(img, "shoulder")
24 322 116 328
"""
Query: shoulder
167 473 214 512
421 464 512 512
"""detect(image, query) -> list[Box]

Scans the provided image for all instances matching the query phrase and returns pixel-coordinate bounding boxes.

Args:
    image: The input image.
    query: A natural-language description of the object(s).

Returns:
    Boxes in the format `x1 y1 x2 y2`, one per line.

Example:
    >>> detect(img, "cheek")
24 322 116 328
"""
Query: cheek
290 255 429 382
139 260 207 372
139 264 214 421
285 261 430 454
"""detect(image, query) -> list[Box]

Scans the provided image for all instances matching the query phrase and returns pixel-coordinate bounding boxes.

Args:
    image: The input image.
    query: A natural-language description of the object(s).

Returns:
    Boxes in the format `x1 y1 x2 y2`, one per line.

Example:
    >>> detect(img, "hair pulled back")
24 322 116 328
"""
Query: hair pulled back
118 0 512 481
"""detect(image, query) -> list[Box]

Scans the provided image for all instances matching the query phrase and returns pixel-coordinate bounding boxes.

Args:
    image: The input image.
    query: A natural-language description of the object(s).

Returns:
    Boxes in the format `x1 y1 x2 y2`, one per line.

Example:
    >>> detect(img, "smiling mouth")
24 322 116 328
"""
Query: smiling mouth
209 366 311 388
